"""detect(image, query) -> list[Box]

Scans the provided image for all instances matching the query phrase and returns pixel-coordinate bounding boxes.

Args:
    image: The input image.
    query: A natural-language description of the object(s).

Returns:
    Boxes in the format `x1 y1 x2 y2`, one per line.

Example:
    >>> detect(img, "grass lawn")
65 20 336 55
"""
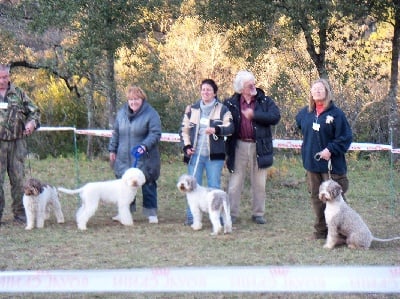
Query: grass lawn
0 151 399 298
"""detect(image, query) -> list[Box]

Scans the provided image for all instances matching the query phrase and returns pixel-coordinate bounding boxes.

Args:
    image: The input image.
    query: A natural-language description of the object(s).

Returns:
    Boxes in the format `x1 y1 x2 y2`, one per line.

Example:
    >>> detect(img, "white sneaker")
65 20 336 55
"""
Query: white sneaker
148 216 158 224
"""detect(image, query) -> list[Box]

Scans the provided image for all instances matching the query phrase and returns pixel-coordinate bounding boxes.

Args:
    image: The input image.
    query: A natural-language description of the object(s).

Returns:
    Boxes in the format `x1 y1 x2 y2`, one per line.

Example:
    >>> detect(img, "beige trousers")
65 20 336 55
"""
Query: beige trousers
228 140 266 218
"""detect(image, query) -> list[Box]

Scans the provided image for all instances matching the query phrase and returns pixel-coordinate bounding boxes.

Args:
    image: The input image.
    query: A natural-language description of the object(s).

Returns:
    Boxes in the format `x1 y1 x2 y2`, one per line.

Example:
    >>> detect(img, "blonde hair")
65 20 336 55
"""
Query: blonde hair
126 85 147 100
308 78 332 112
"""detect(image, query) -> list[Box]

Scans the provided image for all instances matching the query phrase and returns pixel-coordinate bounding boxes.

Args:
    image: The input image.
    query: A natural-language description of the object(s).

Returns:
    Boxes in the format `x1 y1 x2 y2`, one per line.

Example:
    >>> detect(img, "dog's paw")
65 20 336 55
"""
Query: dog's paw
112 215 120 222
77 224 87 230
224 226 232 234
348 243 359 250
120 221 134 226
191 223 202 230
323 243 334 249
25 226 33 230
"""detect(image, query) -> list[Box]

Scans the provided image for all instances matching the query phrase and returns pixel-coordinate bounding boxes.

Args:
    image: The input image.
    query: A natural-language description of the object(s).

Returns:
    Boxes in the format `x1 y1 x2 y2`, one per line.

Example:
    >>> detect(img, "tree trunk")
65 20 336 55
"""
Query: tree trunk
85 72 96 159
388 3 400 162
105 50 117 129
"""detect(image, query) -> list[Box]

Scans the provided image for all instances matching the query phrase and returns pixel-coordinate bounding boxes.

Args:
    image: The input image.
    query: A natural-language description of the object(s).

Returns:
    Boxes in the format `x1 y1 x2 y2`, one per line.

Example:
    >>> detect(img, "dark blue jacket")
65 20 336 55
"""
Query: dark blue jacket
295 102 352 174
224 88 281 172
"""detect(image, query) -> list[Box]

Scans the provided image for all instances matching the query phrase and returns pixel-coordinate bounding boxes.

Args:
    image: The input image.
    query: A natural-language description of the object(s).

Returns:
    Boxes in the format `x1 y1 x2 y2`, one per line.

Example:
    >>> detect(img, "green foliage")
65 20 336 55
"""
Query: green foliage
155 16 246 131
1 0 399 156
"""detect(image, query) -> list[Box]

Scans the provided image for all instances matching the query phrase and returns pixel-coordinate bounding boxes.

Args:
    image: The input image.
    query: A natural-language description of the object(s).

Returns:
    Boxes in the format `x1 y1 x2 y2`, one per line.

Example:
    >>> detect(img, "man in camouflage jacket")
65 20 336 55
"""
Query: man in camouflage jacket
0 64 40 224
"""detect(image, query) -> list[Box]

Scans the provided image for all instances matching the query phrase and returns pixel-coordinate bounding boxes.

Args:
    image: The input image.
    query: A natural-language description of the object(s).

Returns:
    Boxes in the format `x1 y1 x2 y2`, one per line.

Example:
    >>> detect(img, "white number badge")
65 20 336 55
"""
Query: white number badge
312 122 320 131
200 117 209 126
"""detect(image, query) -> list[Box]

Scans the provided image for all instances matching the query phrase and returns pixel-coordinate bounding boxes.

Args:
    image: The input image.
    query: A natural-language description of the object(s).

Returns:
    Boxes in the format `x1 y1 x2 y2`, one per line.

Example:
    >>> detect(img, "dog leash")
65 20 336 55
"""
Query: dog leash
191 132 208 177
190 104 219 177
130 145 144 167
314 152 332 179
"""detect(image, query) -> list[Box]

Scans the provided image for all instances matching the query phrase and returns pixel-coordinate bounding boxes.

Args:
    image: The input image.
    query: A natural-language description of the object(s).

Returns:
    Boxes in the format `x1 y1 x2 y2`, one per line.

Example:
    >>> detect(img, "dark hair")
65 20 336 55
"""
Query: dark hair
201 79 218 94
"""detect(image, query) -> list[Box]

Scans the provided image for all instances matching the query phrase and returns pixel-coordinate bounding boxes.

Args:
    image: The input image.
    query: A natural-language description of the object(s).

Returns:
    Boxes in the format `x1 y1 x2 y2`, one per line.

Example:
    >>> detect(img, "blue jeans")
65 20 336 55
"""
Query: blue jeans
186 155 224 224
187 155 224 188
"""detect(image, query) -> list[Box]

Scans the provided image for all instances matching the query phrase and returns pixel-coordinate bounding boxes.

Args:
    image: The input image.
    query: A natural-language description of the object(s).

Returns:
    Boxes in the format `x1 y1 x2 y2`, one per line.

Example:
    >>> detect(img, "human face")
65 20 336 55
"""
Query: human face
311 82 326 102
242 80 257 97
200 83 216 104
127 95 144 112
0 70 10 90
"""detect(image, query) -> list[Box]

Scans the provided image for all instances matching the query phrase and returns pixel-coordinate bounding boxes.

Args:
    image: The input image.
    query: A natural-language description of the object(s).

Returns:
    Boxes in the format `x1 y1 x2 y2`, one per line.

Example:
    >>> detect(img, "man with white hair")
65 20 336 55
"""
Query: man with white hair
224 70 280 224
0 64 40 224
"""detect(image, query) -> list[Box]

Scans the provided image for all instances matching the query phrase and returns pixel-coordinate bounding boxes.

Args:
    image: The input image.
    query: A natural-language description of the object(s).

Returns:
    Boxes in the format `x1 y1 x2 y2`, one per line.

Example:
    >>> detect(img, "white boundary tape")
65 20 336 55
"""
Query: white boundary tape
38 127 400 153
0 266 399 293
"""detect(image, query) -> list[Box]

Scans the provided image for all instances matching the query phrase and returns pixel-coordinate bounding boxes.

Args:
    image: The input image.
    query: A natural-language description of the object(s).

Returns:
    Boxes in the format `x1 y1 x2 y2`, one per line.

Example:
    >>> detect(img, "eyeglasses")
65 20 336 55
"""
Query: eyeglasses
244 83 255 89
311 87 325 92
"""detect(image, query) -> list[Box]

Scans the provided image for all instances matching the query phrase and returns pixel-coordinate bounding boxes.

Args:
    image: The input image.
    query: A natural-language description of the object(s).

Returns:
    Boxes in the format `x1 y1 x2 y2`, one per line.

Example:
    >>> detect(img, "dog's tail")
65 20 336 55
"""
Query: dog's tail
57 187 83 195
373 236 400 242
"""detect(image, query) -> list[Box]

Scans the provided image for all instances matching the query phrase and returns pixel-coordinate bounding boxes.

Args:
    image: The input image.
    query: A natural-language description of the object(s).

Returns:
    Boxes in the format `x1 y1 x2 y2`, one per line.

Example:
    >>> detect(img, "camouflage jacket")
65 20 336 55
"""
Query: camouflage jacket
0 83 40 140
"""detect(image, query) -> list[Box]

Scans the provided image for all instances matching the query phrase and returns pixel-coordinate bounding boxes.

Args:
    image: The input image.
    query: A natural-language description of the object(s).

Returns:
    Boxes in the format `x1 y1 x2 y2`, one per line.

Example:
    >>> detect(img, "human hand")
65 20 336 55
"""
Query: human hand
241 108 254 120
134 145 146 157
205 127 216 135
24 120 36 136
109 152 116 168
319 148 331 160
186 147 195 156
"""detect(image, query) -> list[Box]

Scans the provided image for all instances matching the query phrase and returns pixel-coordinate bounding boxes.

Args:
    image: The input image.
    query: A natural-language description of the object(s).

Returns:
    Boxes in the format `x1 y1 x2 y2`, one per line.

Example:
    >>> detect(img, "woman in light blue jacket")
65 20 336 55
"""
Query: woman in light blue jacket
109 85 161 224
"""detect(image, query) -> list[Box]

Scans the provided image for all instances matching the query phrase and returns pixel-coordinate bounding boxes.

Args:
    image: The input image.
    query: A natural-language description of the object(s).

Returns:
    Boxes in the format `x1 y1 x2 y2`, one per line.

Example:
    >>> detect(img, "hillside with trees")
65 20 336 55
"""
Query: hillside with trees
0 0 398 159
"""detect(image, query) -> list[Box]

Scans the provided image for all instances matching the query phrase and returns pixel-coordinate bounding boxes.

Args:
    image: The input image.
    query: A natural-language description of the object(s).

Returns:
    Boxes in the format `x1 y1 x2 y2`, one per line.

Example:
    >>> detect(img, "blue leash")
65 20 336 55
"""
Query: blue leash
130 145 144 167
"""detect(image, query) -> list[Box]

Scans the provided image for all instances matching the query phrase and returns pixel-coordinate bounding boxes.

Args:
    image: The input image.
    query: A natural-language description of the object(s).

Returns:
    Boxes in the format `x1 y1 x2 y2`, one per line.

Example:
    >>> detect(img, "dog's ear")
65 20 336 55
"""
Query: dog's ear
32 178 44 193
330 180 343 199
189 176 197 190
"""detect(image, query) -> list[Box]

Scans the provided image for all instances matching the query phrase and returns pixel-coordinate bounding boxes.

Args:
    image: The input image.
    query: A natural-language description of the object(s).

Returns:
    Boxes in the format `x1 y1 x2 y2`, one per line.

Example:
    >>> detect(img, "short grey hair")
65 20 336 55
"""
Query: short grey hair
0 64 10 73
233 70 255 94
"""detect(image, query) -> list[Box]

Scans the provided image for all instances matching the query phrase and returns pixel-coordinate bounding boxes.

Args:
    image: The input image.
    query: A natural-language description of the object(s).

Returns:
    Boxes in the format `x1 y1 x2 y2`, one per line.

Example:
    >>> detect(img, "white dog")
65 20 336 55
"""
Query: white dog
58 168 146 230
319 179 400 249
23 178 65 230
177 174 232 235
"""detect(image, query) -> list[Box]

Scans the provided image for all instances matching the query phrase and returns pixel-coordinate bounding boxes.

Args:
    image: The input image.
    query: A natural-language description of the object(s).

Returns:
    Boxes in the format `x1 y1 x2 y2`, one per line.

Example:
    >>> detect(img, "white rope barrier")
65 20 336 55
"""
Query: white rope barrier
16 128 398 294
1 266 399 293
38 127 400 153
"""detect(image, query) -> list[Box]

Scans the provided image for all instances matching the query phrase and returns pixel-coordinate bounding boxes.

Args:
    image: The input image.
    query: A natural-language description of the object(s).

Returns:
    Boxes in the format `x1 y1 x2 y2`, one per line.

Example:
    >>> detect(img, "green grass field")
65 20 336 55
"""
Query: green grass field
0 151 399 298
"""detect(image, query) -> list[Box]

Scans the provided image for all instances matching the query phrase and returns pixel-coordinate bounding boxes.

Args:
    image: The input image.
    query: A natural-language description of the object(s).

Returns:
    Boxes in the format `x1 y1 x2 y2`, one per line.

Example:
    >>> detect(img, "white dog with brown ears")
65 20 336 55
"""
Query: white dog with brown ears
177 174 232 235
58 167 146 230
319 179 400 249
23 178 65 230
